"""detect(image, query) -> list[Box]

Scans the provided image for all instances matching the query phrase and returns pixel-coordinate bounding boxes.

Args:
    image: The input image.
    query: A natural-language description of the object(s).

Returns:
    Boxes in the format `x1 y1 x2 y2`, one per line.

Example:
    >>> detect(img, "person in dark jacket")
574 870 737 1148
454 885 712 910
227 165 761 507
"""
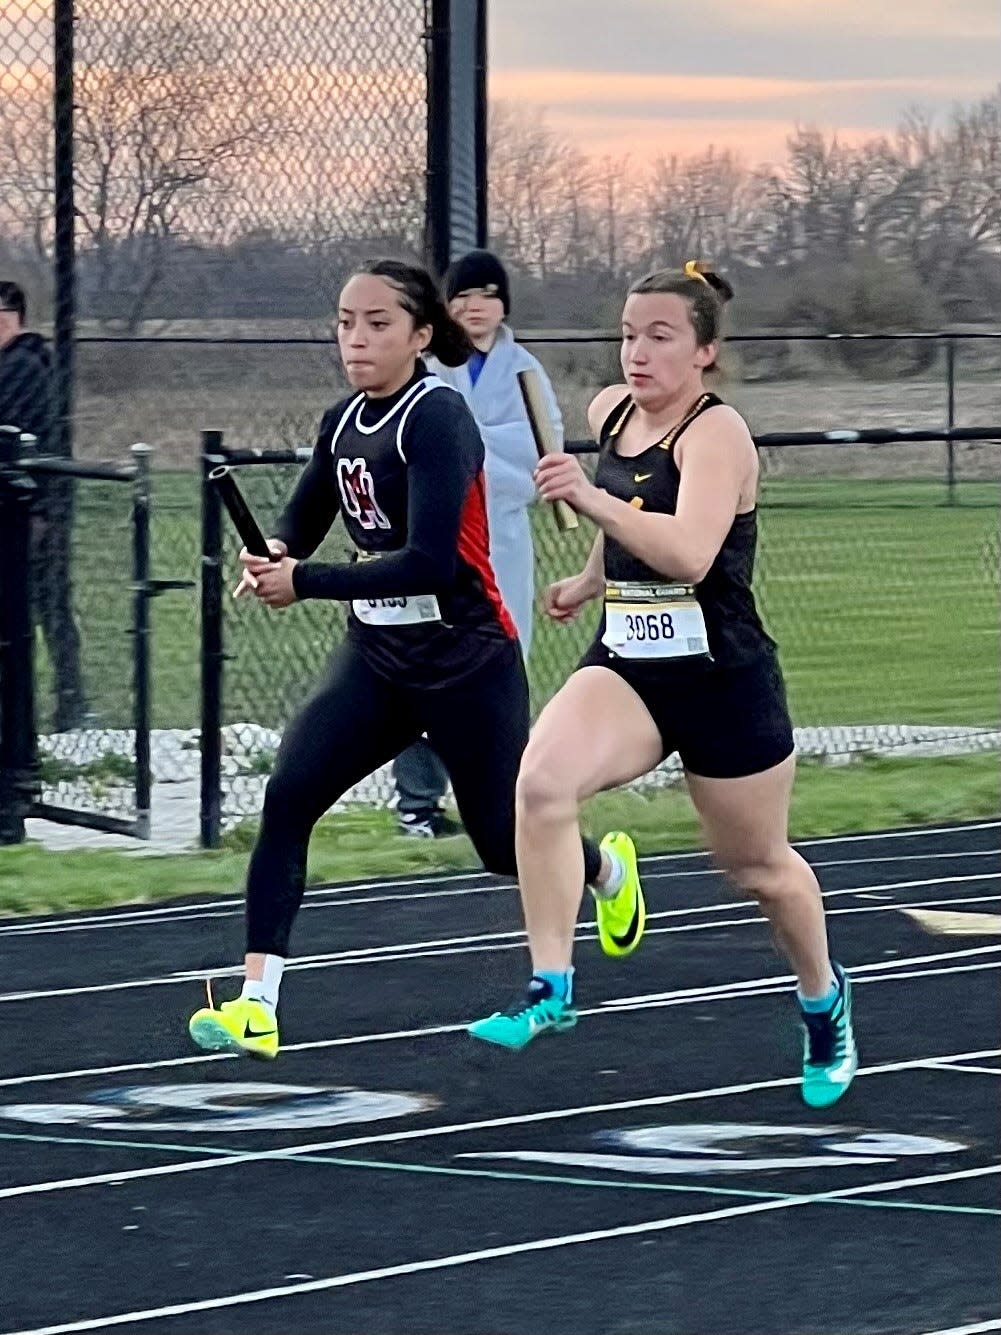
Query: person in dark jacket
0 281 85 731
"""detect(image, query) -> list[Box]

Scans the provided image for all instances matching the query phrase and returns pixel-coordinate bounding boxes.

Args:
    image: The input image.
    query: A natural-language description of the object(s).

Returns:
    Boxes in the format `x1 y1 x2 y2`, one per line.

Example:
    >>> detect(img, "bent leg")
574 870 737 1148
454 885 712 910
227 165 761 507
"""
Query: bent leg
246 644 419 960
425 646 530 878
515 666 663 972
685 754 834 996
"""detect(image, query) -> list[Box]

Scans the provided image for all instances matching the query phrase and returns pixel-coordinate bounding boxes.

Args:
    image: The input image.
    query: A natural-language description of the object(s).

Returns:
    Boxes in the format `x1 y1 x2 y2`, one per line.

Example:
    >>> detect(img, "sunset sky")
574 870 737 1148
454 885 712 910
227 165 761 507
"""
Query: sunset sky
489 0 1000 165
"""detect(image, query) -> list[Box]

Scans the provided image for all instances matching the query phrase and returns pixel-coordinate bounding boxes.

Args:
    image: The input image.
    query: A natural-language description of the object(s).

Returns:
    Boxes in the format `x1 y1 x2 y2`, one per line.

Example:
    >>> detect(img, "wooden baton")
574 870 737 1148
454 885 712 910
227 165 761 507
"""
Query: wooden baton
517 367 579 533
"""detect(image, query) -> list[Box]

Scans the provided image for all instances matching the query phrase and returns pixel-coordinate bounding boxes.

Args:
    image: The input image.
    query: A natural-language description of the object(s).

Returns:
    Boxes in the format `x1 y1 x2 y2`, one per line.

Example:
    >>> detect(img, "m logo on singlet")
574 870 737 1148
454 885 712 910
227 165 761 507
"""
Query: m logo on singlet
336 458 391 531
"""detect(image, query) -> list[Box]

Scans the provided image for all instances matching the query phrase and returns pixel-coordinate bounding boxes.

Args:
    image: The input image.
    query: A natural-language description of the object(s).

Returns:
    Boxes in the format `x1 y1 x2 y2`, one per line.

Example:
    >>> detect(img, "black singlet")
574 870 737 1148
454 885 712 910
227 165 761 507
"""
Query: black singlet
593 391 776 669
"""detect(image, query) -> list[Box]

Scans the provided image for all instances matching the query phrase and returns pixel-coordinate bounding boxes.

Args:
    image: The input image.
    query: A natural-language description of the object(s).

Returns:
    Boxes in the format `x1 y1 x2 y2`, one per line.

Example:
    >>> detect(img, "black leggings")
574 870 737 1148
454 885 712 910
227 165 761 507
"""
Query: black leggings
246 639 602 957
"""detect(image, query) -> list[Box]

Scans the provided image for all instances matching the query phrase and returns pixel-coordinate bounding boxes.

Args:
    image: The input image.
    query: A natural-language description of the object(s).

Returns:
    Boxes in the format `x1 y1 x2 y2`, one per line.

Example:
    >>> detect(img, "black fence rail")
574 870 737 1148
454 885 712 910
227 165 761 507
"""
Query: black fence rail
65 329 999 489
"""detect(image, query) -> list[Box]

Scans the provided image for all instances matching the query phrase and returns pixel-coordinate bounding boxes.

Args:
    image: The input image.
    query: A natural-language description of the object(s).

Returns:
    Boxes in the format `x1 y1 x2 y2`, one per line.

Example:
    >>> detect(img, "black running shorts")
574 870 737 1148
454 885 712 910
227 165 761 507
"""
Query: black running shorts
577 643 795 779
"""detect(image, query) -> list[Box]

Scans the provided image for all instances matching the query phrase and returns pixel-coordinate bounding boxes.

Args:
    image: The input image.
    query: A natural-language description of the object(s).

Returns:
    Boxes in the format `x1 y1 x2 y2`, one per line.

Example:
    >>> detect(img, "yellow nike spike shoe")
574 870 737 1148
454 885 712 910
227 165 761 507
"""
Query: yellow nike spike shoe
188 994 279 1060
590 831 646 957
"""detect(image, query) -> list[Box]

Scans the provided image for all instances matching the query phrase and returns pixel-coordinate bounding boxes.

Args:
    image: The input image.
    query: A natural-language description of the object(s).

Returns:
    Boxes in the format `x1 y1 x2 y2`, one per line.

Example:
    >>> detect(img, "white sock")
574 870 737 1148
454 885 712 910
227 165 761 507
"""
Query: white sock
241 954 285 1015
592 847 626 900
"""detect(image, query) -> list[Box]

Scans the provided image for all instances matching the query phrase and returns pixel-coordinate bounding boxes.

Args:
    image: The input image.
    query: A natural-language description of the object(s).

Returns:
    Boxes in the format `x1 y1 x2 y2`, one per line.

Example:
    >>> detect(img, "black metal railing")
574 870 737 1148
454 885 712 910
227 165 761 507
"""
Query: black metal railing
0 430 194 842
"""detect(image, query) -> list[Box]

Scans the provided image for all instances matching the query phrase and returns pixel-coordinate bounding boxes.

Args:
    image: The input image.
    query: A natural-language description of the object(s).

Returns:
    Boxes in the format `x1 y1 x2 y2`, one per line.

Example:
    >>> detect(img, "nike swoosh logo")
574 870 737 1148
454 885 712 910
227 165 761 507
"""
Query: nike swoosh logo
243 1022 277 1039
633 472 652 483
609 896 642 950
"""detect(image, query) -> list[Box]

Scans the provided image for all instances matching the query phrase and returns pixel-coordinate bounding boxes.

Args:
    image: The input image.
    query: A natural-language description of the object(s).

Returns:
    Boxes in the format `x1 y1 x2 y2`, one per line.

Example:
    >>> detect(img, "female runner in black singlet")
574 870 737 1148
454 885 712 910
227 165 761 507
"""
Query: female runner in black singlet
468 263 857 1109
188 260 617 1059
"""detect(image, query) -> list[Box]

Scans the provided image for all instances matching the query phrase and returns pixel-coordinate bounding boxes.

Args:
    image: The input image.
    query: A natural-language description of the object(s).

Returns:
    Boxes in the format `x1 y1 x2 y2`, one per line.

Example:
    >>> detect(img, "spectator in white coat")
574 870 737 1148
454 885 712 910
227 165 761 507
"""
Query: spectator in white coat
393 250 564 838
434 249 562 657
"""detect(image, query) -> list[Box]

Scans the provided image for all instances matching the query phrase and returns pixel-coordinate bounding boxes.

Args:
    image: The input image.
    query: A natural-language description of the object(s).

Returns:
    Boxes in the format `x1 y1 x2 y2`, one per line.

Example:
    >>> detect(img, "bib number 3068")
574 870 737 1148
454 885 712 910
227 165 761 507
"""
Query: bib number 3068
602 581 710 662
622 610 676 643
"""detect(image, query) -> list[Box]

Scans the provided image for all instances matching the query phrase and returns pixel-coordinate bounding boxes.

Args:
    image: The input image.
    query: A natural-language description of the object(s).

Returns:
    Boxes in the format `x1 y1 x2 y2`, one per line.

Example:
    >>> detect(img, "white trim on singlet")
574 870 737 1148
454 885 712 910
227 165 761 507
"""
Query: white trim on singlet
327 376 450 464
328 392 365 454
393 376 448 463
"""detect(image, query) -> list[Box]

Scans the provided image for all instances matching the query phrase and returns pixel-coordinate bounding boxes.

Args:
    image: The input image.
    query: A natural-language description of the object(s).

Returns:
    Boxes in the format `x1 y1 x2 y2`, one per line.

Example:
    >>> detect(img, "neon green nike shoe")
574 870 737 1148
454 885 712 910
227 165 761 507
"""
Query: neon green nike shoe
188 995 279 1060
590 831 646 957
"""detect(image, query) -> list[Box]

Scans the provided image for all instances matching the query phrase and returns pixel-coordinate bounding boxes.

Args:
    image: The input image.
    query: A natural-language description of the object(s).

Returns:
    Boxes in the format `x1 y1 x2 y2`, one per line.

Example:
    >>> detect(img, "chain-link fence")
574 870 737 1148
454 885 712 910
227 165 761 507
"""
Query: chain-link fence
1 0 435 842
201 424 1000 835
34 464 135 827
528 438 1000 772
521 332 1001 481
1 0 430 462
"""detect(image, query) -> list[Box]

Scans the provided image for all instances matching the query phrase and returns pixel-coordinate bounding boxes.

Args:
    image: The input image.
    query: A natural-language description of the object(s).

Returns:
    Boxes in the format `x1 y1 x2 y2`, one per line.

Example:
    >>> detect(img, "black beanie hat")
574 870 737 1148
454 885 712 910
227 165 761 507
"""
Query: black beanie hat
443 249 510 314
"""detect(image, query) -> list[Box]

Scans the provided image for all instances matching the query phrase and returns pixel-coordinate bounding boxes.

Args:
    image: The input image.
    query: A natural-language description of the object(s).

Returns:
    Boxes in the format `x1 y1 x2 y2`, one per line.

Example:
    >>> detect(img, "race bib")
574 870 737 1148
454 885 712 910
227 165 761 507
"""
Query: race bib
601 580 710 661
351 594 442 627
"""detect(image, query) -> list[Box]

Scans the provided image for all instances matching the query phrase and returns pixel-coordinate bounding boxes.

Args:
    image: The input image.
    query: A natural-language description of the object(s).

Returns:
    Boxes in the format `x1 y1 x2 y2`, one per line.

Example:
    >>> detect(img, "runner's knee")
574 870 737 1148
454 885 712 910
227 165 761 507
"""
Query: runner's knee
515 739 577 817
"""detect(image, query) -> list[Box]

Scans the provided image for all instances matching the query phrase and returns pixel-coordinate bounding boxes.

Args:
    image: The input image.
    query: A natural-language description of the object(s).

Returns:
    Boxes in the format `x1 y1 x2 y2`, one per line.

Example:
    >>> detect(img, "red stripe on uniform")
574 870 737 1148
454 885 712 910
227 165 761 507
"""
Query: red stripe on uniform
457 473 517 639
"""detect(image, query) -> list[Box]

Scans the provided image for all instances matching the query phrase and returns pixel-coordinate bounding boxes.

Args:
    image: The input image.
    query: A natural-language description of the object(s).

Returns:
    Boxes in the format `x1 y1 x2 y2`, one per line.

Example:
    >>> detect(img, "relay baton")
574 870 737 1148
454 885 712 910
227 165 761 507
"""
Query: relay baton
517 367 579 533
208 465 275 559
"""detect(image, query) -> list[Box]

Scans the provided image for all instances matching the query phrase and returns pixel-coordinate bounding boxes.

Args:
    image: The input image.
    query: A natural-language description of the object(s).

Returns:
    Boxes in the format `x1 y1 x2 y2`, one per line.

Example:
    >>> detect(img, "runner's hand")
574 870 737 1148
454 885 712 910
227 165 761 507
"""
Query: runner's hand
535 453 596 512
543 572 601 623
233 539 288 598
254 556 299 609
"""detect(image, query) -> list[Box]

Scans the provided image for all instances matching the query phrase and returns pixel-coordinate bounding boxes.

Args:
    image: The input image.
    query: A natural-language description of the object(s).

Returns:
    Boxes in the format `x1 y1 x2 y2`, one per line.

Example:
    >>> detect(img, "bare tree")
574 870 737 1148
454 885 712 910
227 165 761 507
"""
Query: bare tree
640 147 754 272
0 68 55 297
894 92 1001 284
0 9 287 329
597 154 634 282
72 13 286 329
488 103 606 278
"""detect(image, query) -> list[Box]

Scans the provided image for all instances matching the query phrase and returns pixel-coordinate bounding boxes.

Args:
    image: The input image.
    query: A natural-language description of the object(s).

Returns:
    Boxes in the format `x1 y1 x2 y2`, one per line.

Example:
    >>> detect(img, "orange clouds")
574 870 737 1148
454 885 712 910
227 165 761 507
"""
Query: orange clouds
531 113 886 168
488 68 998 165
490 70 971 108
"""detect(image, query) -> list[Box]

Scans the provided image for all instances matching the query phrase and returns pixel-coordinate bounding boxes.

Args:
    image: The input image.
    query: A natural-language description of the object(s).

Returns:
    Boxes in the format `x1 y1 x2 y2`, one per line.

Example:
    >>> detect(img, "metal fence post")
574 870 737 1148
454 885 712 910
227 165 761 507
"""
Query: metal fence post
424 0 487 269
945 338 957 505
200 431 225 848
474 0 488 248
0 428 39 844
425 0 451 276
131 444 153 839
53 0 76 468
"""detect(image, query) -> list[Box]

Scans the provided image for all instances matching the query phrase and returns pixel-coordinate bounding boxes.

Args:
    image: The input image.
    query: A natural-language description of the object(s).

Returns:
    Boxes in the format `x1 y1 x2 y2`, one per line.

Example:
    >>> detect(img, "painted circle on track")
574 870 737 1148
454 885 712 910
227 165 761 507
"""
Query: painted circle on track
0 1083 439 1132
465 1122 968 1176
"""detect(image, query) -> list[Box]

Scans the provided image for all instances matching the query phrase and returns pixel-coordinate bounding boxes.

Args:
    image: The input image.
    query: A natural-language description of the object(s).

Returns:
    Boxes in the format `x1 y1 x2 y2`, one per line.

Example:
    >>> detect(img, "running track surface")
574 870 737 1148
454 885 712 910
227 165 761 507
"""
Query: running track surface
1 820 999 1335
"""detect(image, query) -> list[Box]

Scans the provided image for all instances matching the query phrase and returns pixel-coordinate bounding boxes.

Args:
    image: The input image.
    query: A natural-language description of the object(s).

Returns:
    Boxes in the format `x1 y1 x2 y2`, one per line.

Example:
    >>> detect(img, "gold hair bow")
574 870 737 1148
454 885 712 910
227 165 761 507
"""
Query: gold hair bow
684 259 711 287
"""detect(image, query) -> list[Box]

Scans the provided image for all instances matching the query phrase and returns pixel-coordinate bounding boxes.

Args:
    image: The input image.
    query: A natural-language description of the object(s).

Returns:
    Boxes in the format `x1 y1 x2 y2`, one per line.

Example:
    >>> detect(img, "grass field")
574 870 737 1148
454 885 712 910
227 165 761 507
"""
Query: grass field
3 751 997 916
35 476 1000 744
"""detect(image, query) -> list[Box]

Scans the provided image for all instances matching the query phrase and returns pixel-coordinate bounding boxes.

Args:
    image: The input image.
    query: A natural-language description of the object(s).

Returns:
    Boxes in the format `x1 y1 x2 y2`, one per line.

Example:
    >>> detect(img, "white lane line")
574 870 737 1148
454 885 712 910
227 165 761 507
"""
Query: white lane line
0 881 512 937
778 820 999 845
3 874 997 1005
264 1050 1001 1155
8 854 996 939
3 1163 999 1335
602 960 1001 1013
917 1322 1001 1335
921 1061 1001 1077
4 822 996 938
600 942 1001 1007
0 872 501 936
0 947 998 1090
1 1047 998 1203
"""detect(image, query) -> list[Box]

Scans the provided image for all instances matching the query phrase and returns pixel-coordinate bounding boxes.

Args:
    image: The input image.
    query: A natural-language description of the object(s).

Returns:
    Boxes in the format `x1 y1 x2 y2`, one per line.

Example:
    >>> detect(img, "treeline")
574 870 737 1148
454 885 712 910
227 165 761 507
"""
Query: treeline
1 87 998 335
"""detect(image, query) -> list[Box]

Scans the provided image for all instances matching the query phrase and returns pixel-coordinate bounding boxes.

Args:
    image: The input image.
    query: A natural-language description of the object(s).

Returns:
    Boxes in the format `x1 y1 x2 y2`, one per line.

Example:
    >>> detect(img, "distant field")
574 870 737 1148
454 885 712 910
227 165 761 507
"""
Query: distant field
33 476 999 748
70 324 1001 470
